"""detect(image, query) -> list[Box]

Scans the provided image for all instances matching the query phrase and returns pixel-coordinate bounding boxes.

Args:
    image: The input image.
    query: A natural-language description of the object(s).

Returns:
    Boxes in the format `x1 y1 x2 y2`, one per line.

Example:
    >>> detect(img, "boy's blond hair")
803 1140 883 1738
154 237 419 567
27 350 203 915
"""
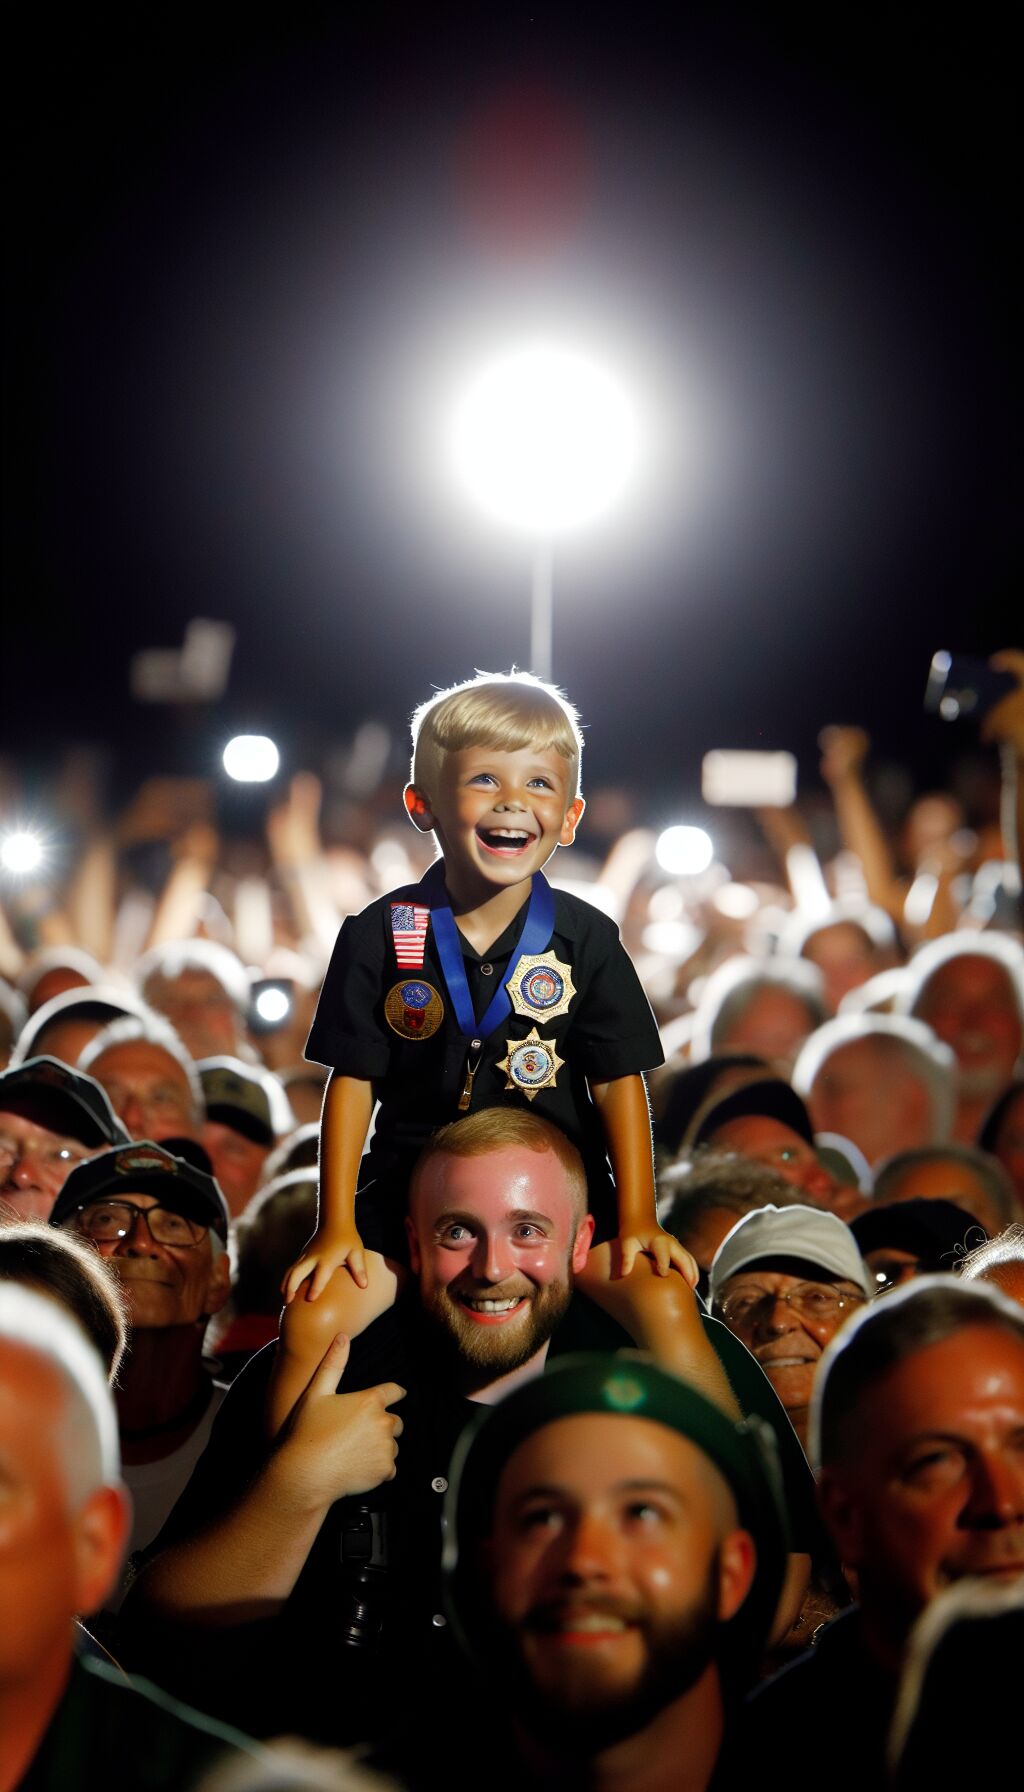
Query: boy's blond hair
410 671 583 801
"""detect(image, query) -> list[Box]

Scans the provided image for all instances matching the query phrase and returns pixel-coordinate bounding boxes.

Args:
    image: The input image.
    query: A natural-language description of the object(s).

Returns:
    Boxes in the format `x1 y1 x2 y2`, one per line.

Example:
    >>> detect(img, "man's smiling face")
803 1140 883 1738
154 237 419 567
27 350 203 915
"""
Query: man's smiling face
405 1144 593 1378
405 743 584 902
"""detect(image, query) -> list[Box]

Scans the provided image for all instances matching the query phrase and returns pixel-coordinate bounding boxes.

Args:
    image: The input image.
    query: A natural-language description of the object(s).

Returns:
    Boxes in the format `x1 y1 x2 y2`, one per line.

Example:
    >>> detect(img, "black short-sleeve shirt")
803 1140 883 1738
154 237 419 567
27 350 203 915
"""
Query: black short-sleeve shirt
306 872 664 1245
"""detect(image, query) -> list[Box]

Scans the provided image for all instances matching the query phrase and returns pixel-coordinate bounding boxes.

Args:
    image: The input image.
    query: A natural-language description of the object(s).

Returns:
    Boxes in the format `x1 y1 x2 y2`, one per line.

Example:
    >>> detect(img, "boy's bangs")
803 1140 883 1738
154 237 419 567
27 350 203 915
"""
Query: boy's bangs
411 675 583 795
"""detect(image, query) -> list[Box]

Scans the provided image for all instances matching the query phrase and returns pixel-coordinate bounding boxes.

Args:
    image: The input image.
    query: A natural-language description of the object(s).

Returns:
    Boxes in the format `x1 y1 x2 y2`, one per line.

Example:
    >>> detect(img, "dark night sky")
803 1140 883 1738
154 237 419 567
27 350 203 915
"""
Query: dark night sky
3 3 1018 816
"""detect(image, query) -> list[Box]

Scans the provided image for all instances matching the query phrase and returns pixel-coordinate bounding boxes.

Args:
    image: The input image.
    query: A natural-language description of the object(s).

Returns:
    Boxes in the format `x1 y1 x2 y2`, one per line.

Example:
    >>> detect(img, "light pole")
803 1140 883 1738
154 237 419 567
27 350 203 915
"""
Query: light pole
451 342 637 681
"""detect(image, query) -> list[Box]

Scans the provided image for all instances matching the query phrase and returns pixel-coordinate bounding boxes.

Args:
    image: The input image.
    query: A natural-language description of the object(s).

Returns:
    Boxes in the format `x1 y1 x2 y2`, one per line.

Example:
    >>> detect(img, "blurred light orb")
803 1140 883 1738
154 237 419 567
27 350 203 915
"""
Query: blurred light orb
254 985 290 1025
451 343 637 535
714 882 760 920
0 831 44 875
655 826 714 877
223 736 280 783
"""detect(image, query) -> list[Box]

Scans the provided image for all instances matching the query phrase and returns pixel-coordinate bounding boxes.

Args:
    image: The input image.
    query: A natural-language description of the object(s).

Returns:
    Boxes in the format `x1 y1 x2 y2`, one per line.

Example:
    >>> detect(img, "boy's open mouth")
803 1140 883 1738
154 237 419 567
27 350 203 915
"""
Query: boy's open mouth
475 826 536 856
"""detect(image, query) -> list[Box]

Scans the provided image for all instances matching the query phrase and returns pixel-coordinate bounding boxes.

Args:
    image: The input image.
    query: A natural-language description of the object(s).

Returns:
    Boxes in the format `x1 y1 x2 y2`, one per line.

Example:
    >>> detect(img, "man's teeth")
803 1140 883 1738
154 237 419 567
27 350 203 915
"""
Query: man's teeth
461 1296 524 1312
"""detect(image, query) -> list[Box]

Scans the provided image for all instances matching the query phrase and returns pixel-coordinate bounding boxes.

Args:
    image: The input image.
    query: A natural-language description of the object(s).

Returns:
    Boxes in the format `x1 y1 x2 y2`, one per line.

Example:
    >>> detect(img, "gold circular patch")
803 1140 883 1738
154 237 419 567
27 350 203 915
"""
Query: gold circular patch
384 979 444 1040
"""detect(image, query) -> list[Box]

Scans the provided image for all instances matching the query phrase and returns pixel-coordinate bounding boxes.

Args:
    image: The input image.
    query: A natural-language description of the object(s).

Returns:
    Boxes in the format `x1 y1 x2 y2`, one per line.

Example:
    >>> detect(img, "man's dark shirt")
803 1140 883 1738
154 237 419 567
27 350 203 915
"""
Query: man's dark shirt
122 1296 819 1746
306 879 664 1246
17 1651 263 1791
739 1608 893 1790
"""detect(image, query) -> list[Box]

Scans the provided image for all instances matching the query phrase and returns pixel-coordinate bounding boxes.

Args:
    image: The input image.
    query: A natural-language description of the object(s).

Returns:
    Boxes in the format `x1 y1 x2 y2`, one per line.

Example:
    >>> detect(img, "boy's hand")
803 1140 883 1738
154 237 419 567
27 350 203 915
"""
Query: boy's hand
616 1225 699 1286
282 1230 369 1303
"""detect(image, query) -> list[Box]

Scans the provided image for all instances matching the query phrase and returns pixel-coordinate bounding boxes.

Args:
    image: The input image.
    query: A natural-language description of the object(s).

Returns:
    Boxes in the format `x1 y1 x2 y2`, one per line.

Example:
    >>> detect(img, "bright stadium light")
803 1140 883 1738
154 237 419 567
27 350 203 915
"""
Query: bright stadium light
0 830 45 876
222 735 280 783
254 984 290 1025
655 825 714 877
451 342 638 537
450 340 640 678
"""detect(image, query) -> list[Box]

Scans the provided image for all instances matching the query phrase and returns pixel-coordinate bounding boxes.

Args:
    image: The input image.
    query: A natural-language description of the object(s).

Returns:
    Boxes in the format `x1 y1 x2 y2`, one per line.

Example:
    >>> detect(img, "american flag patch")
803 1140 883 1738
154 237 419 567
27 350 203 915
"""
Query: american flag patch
391 903 430 968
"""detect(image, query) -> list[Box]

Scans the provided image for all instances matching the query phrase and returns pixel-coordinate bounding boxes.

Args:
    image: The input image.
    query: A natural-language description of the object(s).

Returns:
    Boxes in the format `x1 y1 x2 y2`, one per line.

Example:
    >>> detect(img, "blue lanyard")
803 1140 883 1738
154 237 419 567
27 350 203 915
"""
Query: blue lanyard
426 865 555 1044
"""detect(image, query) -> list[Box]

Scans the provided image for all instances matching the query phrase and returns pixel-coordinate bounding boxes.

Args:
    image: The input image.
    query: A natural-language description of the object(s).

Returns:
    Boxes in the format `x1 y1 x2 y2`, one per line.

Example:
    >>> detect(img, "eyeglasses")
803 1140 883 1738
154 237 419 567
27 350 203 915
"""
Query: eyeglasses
718 1282 866 1328
0 1136 89 1178
72 1199 207 1248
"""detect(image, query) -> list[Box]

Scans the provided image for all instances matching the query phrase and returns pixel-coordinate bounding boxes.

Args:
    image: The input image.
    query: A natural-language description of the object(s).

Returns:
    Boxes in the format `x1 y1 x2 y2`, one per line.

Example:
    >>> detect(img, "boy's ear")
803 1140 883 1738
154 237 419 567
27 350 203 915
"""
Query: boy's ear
404 784 436 833
559 796 586 848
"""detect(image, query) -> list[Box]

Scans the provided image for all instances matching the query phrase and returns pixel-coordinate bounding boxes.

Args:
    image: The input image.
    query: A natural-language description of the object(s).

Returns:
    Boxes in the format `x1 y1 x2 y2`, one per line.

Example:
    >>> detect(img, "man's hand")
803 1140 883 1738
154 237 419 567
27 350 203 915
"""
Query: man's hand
272 1333 405 1508
282 1230 369 1302
818 725 870 785
615 1225 699 1285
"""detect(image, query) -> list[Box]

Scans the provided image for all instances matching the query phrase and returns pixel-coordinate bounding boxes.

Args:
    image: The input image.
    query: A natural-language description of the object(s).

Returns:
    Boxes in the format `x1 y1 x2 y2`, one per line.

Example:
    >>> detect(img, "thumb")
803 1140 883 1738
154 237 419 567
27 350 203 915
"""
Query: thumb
305 1332 351 1399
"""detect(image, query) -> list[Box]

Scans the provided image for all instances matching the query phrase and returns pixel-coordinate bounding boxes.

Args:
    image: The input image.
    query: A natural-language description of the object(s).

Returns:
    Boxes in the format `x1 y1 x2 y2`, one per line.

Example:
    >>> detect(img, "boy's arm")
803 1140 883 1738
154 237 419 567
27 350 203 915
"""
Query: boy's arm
589 1072 698 1281
282 1072 374 1301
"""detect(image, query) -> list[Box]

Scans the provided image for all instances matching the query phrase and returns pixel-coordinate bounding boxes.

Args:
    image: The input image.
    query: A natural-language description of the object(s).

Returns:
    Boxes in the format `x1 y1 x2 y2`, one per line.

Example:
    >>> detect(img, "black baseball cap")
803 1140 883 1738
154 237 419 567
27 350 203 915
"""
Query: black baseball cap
851 1198 987 1270
691 1077 816 1150
0 1056 130 1148
50 1141 230 1241
443 1353 788 1686
198 1058 277 1146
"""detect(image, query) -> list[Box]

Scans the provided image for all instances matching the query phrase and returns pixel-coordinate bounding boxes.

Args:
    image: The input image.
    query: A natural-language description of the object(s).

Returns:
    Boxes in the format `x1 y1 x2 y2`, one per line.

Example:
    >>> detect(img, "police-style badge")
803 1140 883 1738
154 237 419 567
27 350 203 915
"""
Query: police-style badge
505 952 576 1022
384 979 444 1040
497 1028 564 1101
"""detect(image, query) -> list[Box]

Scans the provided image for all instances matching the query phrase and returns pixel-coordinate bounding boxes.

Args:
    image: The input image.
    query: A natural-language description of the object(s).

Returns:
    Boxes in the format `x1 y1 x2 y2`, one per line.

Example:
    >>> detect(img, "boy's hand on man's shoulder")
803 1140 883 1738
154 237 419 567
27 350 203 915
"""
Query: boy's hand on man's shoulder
282 1228 370 1301
616 1225 700 1283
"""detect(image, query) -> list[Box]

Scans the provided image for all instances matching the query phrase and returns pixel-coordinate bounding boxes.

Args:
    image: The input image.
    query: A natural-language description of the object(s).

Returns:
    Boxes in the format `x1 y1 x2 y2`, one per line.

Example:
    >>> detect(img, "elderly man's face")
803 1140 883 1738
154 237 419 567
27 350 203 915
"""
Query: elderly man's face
406 1145 593 1378
716 1270 866 1445
71 1193 229 1331
88 1041 199 1144
0 1111 95 1223
0 1343 125 1692
200 1124 269 1216
708 1115 855 1216
808 1038 933 1166
488 1412 754 1745
914 956 1023 1102
145 971 239 1062
820 1326 1024 1640
717 989 816 1079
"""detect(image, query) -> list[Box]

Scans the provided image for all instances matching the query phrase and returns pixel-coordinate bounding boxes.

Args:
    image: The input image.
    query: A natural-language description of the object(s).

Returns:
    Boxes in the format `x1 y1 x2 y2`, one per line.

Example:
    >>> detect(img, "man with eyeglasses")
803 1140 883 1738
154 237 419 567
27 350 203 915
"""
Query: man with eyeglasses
709 1204 871 1453
0 1056 129 1223
50 1142 231 1594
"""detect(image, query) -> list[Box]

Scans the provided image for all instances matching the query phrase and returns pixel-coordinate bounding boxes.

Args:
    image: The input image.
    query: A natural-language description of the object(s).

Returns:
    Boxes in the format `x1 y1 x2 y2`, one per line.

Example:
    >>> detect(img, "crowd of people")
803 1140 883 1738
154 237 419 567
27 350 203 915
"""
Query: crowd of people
2 654 1023 1790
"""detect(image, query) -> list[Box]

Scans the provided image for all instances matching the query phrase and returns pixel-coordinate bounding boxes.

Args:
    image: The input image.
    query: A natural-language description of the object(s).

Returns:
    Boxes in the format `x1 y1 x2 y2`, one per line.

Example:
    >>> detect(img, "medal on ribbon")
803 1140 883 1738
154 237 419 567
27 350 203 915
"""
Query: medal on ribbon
384 978 444 1040
497 1027 563 1101
506 952 576 1022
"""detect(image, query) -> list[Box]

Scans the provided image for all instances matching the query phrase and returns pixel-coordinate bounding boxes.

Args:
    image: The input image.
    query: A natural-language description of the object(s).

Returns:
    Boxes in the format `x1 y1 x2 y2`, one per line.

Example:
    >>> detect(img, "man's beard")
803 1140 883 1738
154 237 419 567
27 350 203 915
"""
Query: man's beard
420 1271 573 1379
496 1554 722 1755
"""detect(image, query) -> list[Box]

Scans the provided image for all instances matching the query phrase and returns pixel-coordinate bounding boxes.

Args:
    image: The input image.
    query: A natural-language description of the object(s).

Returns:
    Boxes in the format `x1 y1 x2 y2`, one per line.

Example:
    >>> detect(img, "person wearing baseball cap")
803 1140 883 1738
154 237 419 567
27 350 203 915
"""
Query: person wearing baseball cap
689 1078 864 1221
51 1142 231 1592
0 1055 129 1223
709 1204 871 1453
198 1057 295 1217
370 1354 787 1792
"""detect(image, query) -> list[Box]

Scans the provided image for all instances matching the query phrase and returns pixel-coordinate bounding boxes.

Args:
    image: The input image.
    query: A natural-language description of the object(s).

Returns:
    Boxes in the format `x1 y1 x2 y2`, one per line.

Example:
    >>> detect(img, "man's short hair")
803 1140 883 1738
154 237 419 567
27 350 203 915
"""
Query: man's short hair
792 1013 957 1139
135 939 250 1015
873 1143 1017 1229
0 1221 128 1380
810 1275 1024 1472
410 671 583 801
411 1108 588 1224
0 1282 120 1503
79 1013 205 1122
